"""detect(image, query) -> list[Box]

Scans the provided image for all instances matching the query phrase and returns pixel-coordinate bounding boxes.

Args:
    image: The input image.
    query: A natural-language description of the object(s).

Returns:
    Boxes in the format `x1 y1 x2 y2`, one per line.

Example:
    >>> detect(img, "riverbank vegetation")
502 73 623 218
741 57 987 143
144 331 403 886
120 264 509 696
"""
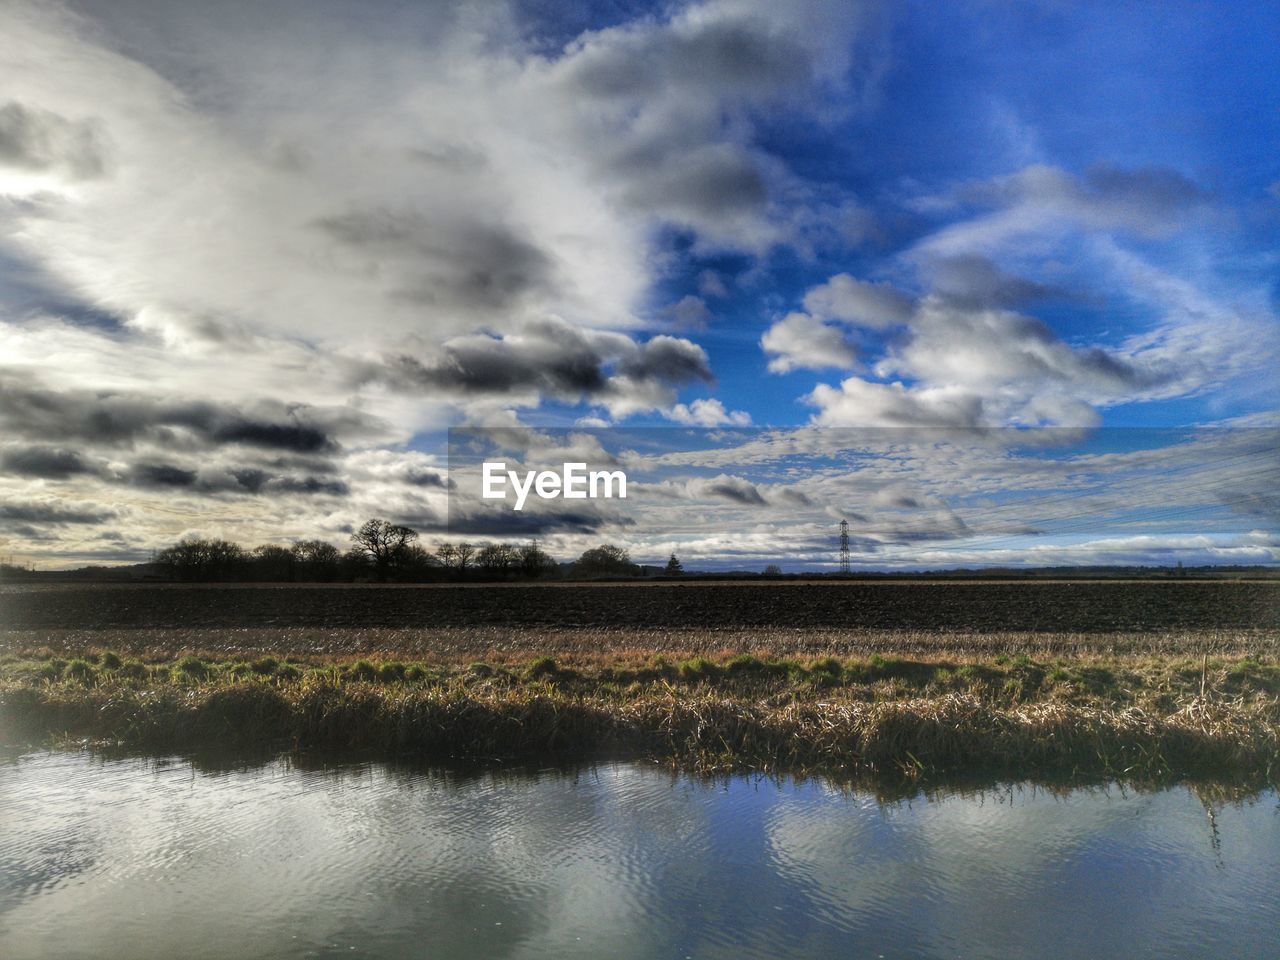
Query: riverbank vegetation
3 648 1275 785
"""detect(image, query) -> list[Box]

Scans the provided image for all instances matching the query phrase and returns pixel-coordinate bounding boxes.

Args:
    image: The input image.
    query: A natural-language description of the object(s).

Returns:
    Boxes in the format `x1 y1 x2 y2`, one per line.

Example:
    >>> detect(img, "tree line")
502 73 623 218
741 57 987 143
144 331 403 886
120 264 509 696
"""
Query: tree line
151 518 678 582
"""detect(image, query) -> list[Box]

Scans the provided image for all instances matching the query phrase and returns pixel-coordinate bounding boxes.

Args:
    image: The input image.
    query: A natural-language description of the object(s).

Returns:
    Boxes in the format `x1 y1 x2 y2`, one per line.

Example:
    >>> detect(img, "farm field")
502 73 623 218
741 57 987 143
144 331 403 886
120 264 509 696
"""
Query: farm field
2 579 1276 784
2 579 1276 634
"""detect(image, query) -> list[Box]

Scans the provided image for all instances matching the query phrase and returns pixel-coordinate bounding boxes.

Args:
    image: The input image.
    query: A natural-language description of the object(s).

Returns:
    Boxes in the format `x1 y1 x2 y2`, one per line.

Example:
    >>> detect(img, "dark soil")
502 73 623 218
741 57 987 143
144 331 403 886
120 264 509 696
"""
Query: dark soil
1 580 1275 632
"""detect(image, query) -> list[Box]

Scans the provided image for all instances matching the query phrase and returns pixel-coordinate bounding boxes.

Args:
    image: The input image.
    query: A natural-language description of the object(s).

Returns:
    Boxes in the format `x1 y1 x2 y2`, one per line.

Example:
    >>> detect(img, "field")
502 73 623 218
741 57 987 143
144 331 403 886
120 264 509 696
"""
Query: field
1 580 1277 785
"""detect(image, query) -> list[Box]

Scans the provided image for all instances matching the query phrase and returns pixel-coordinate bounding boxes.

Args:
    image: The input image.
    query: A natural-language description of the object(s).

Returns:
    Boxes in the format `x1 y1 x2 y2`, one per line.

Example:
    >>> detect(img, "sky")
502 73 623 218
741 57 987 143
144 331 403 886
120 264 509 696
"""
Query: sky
0 0 1277 569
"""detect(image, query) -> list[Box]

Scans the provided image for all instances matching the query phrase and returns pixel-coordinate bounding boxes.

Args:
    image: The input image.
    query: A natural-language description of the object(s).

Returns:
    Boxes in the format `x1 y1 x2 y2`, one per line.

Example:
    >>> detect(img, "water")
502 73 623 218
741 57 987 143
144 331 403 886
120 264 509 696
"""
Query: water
1 752 1276 959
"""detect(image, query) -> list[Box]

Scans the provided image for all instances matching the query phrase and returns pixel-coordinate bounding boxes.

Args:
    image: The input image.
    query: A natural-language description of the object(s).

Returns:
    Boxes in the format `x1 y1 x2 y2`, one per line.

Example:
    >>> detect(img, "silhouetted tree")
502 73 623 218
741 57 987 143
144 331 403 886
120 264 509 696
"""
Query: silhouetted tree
572 544 639 579
664 553 684 576
763 564 782 577
394 543 438 581
156 537 247 581
351 519 418 580
252 544 296 581
292 539 341 581
477 542 516 576
518 540 557 578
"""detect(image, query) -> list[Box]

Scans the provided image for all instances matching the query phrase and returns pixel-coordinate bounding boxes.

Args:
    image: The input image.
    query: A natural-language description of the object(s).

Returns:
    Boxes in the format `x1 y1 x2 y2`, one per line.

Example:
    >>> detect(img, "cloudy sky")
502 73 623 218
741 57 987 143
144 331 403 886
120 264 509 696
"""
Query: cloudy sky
1 0 1277 569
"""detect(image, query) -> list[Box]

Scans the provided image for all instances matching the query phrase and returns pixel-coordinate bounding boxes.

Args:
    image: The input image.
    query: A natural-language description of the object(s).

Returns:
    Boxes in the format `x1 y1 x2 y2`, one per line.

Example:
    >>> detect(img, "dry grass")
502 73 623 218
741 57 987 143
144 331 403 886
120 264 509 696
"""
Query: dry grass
2 649 1275 786
2 625 1275 664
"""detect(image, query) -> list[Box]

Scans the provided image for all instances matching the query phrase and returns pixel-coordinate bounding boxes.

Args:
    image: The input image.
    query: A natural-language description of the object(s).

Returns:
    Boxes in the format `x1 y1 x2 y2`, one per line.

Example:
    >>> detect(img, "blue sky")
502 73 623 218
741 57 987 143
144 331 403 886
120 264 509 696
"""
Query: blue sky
0 0 1276 567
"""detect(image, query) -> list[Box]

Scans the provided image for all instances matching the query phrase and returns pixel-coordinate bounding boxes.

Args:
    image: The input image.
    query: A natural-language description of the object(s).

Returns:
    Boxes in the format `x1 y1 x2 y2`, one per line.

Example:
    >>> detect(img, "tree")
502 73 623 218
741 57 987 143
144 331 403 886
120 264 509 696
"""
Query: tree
763 564 782 577
252 544 296 582
518 540 557 578
572 544 639 579
664 553 684 576
395 543 437 581
292 539 340 581
350 519 418 579
155 537 246 581
454 541 475 573
477 542 515 577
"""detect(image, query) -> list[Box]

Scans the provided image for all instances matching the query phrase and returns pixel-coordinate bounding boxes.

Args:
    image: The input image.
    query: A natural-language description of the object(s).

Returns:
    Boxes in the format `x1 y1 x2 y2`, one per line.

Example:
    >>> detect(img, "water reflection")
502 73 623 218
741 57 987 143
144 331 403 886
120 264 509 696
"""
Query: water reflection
1 751 1276 959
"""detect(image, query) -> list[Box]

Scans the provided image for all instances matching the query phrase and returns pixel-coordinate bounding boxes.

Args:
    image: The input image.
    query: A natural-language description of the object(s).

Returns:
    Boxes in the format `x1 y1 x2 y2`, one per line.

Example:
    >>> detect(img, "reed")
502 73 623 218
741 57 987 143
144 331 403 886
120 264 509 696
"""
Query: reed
1 651 1276 782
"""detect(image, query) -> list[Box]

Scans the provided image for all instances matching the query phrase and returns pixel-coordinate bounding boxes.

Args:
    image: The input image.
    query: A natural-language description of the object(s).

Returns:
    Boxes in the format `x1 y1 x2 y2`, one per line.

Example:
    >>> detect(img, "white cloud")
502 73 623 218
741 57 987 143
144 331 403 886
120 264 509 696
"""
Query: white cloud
806 378 985 427
802 273 914 328
667 398 752 427
761 311 858 373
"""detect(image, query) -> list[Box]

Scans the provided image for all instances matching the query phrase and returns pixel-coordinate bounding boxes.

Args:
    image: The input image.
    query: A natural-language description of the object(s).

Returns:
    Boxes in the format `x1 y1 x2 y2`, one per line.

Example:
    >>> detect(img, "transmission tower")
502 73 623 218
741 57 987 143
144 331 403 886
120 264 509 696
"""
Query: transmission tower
838 519 850 574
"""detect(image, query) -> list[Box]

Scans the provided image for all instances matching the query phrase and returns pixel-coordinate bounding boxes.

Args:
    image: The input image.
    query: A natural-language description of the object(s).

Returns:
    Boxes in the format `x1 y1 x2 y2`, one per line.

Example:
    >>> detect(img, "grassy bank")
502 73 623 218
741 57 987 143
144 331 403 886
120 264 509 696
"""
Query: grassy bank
2 649 1277 784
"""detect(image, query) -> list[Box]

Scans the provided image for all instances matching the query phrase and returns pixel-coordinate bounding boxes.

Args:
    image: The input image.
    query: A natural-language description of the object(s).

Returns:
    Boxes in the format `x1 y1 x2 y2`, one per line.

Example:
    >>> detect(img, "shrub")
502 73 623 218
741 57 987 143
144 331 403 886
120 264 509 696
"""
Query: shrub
64 659 97 685
100 651 123 670
36 660 65 682
174 656 211 681
250 657 280 676
378 662 407 682
677 657 718 681
118 662 149 681
725 653 765 675
809 657 843 677
346 660 378 682
525 656 559 680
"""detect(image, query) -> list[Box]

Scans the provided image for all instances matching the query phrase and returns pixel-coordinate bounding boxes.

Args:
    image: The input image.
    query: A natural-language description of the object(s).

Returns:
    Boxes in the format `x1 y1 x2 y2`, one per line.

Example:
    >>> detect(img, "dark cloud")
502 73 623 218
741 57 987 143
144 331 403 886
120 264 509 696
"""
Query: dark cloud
1081 164 1205 219
447 509 626 536
565 13 812 101
925 255 1067 307
962 163 1207 235
212 420 334 453
0 101 107 180
0 500 116 525
0 446 91 479
619 146 768 222
316 210 556 314
389 319 610 396
0 374 352 453
231 468 270 492
213 468 348 496
702 477 767 506
617 335 714 385
131 463 197 488
268 476 349 496
548 6 867 247
379 319 710 405
776 488 814 508
404 468 449 488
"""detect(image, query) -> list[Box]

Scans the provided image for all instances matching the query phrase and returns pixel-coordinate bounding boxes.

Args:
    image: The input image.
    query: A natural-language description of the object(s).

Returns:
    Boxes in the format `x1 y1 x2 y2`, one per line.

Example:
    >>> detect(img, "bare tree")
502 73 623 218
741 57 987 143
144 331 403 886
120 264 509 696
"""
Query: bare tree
477 542 515 576
155 537 247 581
292 539 340 581
455 541 475 573
572 544 638 579
351 519 418 580
518 540 556 578
252 544 296 581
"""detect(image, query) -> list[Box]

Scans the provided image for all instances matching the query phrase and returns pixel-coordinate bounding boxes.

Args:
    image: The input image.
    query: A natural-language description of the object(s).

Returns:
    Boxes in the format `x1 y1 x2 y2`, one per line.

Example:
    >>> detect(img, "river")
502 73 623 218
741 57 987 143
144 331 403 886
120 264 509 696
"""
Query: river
1 751 1276 959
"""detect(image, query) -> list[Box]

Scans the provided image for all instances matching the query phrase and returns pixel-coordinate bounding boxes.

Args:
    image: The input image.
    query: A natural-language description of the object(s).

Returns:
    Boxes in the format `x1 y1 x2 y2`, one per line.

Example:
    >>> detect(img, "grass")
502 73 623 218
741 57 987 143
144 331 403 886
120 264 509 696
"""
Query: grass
1 648 1277 785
